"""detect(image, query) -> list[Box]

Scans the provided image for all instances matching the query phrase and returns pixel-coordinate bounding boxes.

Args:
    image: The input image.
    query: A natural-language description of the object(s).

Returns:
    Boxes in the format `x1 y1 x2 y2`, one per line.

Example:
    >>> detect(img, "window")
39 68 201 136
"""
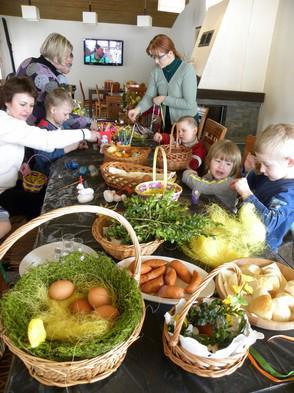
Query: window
198 30 214 47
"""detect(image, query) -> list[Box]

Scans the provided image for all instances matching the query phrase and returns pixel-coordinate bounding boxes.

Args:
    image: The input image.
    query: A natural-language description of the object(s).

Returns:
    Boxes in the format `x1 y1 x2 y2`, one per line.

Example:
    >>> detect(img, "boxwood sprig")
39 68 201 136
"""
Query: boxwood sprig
106 192 209 245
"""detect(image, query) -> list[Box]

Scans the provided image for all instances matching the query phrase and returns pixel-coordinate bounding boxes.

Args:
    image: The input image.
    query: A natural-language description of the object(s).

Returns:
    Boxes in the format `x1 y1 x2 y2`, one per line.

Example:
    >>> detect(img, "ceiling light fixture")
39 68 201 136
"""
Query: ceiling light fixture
21 1 40 21
82 1 97 24
158 0 185 13
137 0 152 27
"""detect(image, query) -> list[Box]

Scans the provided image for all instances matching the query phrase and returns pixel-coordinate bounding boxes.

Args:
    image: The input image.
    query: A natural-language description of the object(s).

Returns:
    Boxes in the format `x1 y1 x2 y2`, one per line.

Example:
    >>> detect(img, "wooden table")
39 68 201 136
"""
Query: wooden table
3 146 294 393
88 88 123 118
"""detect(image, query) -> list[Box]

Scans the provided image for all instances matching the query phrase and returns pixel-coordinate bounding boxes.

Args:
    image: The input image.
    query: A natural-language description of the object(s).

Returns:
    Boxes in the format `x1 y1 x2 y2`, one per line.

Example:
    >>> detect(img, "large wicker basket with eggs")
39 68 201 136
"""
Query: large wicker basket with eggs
215 258 294 331
0 205 145 387
163 263 250 378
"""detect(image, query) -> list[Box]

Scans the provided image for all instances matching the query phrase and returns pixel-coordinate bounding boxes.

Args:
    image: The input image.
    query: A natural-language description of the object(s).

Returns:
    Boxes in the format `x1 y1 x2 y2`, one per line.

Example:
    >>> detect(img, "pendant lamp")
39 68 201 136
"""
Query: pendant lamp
158 0 185 13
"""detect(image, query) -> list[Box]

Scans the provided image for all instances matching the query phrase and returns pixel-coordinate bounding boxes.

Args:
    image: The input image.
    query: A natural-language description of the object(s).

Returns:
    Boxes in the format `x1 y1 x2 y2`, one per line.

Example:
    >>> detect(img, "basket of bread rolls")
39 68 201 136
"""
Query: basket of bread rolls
215 258 294 331
163 263 264 378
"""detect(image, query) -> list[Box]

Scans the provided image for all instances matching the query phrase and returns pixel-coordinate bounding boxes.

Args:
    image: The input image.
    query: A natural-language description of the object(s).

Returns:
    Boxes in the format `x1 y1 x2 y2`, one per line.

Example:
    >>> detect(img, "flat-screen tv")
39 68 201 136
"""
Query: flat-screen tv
83 38 123 66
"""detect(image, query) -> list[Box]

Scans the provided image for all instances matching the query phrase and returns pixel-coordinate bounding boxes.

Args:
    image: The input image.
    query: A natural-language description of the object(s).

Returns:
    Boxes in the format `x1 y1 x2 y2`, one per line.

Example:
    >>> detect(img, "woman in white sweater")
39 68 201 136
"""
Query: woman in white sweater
0 76 98 219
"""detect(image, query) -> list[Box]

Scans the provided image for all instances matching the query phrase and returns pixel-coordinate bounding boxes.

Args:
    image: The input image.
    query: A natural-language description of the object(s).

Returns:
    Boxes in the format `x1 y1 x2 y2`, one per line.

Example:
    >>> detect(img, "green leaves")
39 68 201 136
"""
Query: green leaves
106 192 209 245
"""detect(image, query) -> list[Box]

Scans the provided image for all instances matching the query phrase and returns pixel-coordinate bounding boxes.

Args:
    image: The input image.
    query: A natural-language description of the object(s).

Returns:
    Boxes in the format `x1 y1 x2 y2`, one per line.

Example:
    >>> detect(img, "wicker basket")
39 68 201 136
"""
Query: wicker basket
163 262 249 378
92 214 163 260
135 146 182 201
157 124 192 171
103 144 151 165
23 170 47 192
100 161 176 192
215 257 294 331
0 205 145 387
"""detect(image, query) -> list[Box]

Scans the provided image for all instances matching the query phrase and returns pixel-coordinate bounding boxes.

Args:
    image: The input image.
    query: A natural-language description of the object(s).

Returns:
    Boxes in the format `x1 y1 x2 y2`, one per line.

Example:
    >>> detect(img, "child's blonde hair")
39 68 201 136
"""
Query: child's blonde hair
176 116 198 134
205 139 241 177
255 123 294 159
44 88 73 113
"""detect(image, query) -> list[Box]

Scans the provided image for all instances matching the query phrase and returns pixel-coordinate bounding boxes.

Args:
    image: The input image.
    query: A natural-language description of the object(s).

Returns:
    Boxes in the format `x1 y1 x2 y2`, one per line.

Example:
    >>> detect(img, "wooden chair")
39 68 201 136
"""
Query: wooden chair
106 95 121 121
197 106 209 139
242 134 256 165
104 80 114 93
79 80 90 110
110 82 120 94
95 85 107 118
202 118 228 150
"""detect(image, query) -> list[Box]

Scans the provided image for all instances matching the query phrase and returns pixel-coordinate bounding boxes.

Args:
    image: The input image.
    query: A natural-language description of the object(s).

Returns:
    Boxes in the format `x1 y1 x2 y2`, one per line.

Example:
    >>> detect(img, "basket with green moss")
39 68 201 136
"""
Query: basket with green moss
0 205 145 387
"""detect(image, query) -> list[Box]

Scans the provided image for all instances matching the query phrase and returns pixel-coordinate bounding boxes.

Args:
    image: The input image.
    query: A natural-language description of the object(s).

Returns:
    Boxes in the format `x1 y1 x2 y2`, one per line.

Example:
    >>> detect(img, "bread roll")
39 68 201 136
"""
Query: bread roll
247 294 273 320
284 280 294 297
241 264 261 276
275 292 294 308
271 298 291 322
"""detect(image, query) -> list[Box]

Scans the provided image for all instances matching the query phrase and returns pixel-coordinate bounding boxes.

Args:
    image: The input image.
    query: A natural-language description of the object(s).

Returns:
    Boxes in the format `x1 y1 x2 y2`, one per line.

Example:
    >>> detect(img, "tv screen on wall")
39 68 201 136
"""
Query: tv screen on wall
83 38 123 66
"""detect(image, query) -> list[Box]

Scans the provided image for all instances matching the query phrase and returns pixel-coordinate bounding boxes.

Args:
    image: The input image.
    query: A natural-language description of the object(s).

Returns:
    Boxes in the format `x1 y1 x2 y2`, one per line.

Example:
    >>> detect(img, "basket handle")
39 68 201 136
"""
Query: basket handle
169 123 179 152
152 146 167 188
169 262 244 347
0 205 142 285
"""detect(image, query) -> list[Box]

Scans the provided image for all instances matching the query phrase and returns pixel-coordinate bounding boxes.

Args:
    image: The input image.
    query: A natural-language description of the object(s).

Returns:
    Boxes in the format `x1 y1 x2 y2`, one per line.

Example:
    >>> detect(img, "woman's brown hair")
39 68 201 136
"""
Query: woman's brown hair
146 34 182 59
0 76 37 108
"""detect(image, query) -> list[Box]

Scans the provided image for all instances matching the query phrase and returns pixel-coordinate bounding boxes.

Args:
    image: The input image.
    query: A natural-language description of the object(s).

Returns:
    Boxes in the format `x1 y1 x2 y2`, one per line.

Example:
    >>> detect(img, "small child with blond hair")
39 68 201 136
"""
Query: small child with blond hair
154 116 206 171
34 88 87 175
231 123 294 251
183 139 241 210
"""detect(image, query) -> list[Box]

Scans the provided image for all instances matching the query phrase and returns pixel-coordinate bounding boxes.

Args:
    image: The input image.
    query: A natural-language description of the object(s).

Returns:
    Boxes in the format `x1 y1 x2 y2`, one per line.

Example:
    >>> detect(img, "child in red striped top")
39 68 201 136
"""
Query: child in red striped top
153 116 206 171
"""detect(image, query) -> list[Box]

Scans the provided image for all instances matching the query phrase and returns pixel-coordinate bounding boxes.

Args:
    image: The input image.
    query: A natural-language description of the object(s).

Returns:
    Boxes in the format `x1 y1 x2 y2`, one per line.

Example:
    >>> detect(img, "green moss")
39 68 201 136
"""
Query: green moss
0 252 143 361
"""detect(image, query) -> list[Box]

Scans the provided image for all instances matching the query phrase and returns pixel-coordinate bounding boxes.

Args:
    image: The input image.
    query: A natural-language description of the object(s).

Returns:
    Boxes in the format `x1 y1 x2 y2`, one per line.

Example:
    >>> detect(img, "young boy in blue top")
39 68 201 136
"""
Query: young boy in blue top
231 124 294 252
34 88 87 175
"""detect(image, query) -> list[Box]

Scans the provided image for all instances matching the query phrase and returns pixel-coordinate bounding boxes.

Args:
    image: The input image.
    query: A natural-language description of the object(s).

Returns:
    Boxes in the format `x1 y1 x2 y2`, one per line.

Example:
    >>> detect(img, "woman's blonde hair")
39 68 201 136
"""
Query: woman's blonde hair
146 34 182 59
205 139 241 177
44 88 73 112
40 33 73 65
255 123 294 158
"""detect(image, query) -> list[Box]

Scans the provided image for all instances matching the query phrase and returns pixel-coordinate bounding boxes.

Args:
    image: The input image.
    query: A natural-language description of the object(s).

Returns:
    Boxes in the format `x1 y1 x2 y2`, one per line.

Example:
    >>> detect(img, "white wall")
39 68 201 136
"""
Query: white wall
198 0 279 92
258 0 294 130
0 16 171 100
192 0 229 75
171 0 207 62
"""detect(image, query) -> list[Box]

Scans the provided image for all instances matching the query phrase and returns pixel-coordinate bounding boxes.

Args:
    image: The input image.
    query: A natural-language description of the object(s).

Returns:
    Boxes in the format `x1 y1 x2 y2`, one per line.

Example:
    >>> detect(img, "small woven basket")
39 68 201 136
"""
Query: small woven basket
103 145 151 165
163 262 249 378
92 215 163 260
100 161 175 192
135 146 182 201
23 171 47 192
0 205 145 387
157 124 192 171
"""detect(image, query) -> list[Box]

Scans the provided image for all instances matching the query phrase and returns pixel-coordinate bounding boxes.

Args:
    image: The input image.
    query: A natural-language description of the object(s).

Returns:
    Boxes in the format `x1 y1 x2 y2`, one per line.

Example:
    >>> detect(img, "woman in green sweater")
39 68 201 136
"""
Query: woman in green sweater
128 34 198 132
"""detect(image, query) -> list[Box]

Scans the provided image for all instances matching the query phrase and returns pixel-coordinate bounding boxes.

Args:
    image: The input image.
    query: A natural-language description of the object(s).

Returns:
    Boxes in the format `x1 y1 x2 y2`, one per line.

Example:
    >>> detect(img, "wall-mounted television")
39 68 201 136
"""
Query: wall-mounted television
83 38 123 66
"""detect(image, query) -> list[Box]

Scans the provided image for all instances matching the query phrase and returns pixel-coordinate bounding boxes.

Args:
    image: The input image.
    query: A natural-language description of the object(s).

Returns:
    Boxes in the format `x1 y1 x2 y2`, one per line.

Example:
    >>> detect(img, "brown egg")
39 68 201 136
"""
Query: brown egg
142 175 152 182
88 287 112 308
48 280 75 300
70 299 93 315
94 305 119 320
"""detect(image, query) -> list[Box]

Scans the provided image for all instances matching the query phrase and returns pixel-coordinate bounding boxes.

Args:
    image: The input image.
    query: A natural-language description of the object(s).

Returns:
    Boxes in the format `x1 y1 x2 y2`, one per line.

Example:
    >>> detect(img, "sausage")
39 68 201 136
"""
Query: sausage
141 275 164 294
164 267 177 286
129 261 152 275
170 260 192 284
143 259 167 268
184 270 202 294
157 285 185 299
140 265 166 284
